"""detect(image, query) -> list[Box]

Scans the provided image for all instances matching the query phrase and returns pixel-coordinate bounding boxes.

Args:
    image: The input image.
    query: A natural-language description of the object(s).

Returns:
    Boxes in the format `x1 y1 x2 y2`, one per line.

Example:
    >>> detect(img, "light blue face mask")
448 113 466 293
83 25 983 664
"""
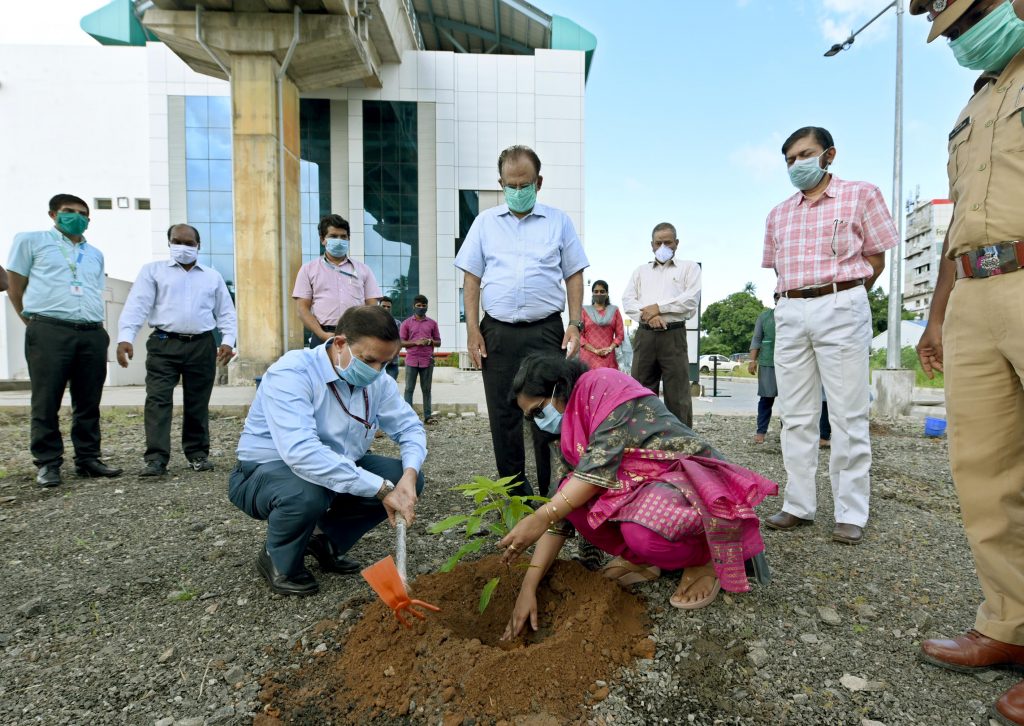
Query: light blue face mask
534 386 564 435
325 237 349 259
336 349 383 388
503 183 537 214
951 0 1024 72
787 151 829 191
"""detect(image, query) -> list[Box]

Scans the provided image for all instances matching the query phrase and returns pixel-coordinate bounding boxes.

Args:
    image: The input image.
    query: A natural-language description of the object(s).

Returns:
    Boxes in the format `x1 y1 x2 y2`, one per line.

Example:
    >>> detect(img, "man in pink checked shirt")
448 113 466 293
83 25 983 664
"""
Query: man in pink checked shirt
400 295 441 424
761 126 898 546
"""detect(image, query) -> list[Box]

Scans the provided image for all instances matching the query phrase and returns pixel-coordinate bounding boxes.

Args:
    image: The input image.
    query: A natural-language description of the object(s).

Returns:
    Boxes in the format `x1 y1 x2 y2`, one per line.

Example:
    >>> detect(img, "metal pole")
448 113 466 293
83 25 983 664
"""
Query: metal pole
885 0 904 368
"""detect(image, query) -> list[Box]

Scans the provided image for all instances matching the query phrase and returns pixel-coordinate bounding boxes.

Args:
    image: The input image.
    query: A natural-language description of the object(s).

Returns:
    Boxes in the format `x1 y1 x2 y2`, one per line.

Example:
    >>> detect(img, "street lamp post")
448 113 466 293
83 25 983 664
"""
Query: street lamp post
824 0 904 370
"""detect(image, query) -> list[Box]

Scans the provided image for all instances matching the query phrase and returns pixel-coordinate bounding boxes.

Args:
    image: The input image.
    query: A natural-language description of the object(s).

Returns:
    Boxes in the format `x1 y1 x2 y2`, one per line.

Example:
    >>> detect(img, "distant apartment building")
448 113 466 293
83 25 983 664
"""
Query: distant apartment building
903 198 953 319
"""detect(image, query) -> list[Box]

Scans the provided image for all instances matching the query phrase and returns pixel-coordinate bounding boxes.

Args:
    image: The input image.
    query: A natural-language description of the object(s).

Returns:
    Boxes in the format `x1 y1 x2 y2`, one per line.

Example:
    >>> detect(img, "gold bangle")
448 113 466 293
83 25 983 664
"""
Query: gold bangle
547 503 559 527
558 491 576 509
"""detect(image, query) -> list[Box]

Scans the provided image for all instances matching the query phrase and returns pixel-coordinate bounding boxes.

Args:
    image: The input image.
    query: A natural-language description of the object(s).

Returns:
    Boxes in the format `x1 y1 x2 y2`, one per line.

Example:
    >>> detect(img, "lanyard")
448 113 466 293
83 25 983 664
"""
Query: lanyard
57 238 85 279
328 382 372 430
322 257 357 279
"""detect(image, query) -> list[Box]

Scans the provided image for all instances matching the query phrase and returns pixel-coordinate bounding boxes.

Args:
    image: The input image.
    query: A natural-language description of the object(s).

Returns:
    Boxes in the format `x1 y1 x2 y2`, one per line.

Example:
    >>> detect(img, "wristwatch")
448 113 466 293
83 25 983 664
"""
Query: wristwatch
375 478 395 501
569 320 584 331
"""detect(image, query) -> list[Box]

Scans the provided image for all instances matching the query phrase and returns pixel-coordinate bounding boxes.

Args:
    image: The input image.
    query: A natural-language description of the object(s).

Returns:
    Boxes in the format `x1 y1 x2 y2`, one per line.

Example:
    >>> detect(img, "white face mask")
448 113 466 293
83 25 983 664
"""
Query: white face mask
170 244 199 265
654 245 674 264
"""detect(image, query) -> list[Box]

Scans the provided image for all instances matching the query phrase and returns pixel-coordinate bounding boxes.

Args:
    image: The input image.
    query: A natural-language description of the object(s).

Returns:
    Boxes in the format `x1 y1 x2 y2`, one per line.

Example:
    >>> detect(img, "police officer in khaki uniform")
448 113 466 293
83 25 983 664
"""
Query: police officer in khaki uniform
910 2 1024 724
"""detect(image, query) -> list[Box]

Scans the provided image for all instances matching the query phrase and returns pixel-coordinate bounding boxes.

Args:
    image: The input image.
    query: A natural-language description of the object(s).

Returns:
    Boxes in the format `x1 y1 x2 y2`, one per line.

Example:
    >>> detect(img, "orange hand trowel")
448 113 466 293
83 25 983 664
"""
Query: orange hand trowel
361 514 440 628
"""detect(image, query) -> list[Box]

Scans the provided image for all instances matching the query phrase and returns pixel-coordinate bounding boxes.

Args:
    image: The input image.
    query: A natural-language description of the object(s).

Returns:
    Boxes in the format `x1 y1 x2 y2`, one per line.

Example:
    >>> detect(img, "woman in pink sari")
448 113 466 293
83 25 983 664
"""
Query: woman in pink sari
579 279 624 370
499 355 777 639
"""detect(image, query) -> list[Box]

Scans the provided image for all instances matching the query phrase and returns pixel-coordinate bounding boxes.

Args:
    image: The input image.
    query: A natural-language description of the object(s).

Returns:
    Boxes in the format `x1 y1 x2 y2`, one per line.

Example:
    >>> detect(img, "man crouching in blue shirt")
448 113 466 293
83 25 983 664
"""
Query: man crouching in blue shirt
229 305 426 596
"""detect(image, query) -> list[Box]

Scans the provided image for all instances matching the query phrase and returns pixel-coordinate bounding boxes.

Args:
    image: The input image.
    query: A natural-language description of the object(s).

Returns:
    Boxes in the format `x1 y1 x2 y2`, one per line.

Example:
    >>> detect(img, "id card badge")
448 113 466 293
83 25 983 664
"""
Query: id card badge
69 280 84 296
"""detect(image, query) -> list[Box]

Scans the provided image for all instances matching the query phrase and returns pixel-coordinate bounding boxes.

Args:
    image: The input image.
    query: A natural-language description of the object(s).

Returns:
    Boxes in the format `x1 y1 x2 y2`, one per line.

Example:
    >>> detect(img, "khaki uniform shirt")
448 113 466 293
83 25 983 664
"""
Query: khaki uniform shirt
946 49 1024 257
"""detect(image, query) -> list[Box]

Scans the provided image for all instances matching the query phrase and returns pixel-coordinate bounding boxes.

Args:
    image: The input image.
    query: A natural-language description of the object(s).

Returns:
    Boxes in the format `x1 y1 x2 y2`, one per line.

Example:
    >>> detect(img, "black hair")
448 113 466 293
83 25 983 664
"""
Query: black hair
414 294 428 305
338 305 399 344
781 126 835 156
166 224 201 244
512 354 589 403
651 222 676 239
498 145 542 178
49 194 89 214
318 214 351 239
591 279 609 293
379 296 393 304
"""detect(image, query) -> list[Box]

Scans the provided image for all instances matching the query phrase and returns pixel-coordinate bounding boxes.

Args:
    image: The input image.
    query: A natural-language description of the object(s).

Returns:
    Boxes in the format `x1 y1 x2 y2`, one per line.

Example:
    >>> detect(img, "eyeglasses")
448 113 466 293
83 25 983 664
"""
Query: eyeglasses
502 181 536 190
524 402 549 422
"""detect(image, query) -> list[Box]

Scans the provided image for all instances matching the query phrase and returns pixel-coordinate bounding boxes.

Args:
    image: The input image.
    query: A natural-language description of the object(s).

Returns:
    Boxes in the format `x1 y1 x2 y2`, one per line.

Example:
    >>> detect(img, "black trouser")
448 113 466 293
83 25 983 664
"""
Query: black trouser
480 312 563 497
631 325 693 428
25 316 109 468
144 331 217 464
404 362 434 421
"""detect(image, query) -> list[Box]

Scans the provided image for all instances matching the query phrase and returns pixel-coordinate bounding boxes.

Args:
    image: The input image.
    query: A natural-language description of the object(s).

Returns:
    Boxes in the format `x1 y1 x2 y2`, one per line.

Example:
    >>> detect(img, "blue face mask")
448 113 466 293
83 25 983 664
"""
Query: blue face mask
951 1 1024 72
503 183 537 214
534 386 564 435
414 306 428 317
787 151 829 191
325 238 349 259
336 349 383 388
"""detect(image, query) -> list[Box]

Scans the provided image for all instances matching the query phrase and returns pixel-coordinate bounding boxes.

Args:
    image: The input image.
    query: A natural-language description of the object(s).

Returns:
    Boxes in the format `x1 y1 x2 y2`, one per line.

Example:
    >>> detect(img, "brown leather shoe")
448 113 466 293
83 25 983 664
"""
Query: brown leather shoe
764 511 814 531
832 523 864 545
994 679 1024 725
920 630 1024 674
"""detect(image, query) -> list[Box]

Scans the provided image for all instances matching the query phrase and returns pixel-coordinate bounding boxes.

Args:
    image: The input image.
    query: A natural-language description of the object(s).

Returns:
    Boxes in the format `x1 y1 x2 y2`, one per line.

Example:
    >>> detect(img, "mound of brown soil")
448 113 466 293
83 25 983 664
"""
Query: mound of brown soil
258 556 652 724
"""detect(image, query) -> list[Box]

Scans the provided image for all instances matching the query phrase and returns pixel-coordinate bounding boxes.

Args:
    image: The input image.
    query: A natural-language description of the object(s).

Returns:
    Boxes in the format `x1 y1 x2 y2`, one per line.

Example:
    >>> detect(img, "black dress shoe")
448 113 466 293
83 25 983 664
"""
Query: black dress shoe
188 456 214 472
75 459 123 478
256 548 319 596
36 465 63 488
139 461 167 477
305 533 362 574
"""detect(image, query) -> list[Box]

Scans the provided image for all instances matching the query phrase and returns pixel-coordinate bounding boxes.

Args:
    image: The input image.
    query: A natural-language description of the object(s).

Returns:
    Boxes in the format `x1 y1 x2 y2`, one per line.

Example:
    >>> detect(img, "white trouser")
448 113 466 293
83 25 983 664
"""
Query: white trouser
774 285 873 527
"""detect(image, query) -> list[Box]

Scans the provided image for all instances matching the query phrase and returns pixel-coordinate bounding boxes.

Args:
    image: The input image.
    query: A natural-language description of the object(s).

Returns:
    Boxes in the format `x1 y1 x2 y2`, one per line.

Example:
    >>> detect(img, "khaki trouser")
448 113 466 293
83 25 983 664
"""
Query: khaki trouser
945 271 1024 645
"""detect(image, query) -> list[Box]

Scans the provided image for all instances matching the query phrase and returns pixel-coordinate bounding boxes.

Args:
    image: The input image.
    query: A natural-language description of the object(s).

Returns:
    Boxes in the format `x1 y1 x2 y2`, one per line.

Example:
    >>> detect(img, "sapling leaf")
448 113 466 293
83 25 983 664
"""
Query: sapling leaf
427 514 470 534
439 539 484 573
465 515 483 536
478 577 500 613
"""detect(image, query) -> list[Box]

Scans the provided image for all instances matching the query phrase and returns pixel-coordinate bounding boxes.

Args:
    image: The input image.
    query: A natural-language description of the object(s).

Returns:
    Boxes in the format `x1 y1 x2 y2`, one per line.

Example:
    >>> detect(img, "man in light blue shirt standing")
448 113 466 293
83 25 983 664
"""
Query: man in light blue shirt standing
455 145 589 497
229 305 426 596
116 224 237 477
6 194 123 487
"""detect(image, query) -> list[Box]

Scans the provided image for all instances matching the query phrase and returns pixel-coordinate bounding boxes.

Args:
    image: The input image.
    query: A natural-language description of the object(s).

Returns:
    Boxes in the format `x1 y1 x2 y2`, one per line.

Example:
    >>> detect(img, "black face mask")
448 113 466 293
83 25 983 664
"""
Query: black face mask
592 294 609 304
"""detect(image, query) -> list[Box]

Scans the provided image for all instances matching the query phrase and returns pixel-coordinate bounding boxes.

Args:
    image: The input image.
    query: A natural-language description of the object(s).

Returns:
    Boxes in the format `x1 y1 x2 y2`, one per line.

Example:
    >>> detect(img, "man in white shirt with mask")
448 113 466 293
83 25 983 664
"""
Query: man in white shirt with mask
117 224 237 477
622 222 702 428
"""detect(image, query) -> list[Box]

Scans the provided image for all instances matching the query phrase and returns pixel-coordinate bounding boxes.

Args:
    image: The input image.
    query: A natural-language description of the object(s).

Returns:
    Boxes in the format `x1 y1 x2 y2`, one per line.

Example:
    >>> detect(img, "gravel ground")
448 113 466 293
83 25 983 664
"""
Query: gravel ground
0 408 1006 725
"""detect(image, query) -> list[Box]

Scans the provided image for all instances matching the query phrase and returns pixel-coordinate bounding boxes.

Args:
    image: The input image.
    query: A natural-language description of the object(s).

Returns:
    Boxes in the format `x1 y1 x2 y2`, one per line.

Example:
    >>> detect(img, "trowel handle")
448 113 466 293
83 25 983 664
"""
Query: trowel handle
395 513 408 584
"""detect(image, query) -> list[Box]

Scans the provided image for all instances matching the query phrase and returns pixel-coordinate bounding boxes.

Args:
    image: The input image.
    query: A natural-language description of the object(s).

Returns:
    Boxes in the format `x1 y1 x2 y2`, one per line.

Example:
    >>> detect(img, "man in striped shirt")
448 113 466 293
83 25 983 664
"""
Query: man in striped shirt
761 126 898 546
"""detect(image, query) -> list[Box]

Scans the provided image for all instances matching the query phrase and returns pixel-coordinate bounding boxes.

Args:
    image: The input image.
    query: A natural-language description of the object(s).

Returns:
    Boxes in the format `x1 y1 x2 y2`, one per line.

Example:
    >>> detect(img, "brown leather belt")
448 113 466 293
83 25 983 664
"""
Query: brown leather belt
781 279 864 299
955 240 1024 279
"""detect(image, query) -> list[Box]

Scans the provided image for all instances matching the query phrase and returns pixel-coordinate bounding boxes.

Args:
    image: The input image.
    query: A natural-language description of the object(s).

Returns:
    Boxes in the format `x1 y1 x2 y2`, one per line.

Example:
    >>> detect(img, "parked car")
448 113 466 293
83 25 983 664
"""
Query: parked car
698 354 739 374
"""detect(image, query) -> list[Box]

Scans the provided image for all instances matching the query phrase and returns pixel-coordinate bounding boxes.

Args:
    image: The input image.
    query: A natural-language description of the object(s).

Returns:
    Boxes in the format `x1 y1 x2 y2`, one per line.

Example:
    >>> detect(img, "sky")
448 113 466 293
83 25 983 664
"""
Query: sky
1 0 980 309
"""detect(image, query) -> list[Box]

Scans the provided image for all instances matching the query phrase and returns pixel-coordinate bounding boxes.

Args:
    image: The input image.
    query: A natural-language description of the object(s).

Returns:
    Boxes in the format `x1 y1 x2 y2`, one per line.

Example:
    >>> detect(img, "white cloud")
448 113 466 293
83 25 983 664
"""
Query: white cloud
819 0 893 47
730 137 785 183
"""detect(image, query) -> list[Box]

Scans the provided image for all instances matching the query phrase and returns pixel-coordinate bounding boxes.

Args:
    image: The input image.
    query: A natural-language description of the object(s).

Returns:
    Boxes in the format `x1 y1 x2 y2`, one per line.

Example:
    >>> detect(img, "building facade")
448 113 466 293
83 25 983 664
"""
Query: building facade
0 2 592 379
902 198 953 319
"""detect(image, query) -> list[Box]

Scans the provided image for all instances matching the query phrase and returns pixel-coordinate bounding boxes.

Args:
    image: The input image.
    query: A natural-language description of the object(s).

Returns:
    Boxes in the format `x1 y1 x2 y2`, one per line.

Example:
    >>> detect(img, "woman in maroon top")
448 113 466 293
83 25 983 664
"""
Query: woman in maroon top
580 280 624 370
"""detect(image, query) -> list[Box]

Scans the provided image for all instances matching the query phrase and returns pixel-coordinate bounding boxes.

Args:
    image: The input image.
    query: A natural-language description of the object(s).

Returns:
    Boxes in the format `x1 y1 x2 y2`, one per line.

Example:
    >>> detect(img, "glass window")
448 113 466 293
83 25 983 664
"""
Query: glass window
209 160 232 192
187 191 211 223
208 96 231 128
185 127 209 159
185 96 208 128
208 127 231 160
186 160 209 192
210 223 234 255
209 191 232 223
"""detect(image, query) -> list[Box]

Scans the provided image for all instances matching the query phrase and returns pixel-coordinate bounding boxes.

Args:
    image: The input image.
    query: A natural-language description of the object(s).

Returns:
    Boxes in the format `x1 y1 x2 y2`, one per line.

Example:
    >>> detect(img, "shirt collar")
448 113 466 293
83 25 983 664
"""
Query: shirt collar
50 227 87 246
317 338 343 385
165 258 205 270
649 258 677 268
497 202 549 219
796 174 840 206
323 255 354 271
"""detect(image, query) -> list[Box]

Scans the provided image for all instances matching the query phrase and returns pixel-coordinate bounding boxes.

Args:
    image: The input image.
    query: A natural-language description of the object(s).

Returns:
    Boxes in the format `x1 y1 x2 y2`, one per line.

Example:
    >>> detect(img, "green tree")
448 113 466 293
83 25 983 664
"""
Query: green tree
700 285 767 355
867 287 915 337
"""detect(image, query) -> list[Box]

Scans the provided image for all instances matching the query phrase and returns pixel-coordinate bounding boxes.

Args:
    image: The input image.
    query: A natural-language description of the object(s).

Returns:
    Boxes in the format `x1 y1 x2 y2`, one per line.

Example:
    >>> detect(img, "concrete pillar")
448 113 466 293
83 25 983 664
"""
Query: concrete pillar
229 54 303 379
872 368 915 419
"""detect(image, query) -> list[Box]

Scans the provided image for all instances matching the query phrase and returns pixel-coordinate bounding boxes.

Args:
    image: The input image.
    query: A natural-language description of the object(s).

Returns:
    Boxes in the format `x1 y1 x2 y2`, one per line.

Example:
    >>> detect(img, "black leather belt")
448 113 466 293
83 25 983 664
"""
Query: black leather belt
639 321 686 331
955 240 1024 279
153 329 213 342
782 279 864 299
31 315 103 331
320 325 337 332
